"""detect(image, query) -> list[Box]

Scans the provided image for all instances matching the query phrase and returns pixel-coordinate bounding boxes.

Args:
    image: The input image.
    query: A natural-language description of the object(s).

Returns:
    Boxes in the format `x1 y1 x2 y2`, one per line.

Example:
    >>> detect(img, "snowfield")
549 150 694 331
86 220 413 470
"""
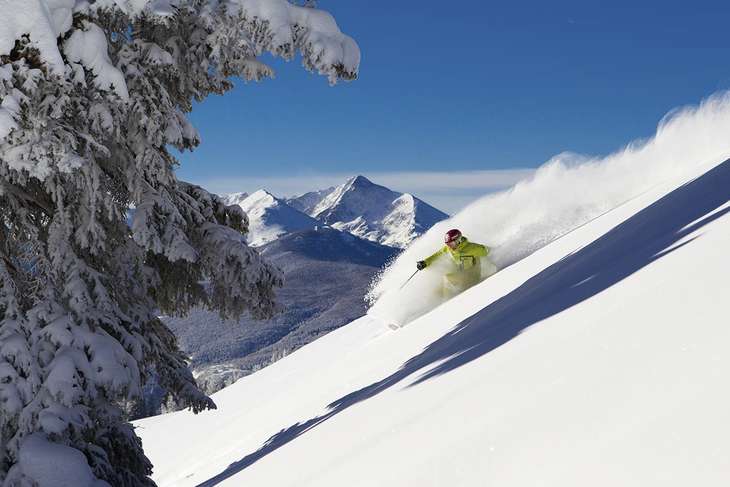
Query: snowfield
136 145 730 485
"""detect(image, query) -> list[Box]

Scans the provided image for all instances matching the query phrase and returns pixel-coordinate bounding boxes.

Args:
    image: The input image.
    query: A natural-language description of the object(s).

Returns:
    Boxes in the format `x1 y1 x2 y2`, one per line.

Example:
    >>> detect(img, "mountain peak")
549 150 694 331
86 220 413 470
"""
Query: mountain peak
346 175 374 188
226 189 319 247
249 188 277 199
287 176 448 248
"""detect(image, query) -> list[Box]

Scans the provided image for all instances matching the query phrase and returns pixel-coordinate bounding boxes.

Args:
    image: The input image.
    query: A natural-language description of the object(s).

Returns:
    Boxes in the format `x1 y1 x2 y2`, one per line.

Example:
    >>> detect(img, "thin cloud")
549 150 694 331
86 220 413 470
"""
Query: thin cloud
195 169 535 214
369 169 535 192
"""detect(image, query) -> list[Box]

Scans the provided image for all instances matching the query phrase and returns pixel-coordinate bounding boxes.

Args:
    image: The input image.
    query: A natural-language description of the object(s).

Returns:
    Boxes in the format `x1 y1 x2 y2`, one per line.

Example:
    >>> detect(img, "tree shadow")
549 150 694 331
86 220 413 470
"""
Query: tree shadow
197 160 730 486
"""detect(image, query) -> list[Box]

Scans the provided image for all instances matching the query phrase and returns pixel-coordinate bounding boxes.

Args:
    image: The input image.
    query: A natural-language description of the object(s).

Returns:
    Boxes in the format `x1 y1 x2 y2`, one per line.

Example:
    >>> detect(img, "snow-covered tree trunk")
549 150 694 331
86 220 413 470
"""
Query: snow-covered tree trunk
0 1 359 485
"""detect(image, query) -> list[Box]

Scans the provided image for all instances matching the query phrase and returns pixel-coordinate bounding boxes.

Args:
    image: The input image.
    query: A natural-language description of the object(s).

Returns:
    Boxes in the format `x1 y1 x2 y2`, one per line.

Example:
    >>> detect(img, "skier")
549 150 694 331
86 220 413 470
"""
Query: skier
417 229 490 298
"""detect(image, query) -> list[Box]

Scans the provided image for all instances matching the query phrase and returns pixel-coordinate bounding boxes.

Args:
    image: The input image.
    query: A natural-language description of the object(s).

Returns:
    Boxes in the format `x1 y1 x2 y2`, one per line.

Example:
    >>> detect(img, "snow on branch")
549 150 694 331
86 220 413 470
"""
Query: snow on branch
0 1 359 485
0 0 360 88
63 21 130 101
216 0 360 82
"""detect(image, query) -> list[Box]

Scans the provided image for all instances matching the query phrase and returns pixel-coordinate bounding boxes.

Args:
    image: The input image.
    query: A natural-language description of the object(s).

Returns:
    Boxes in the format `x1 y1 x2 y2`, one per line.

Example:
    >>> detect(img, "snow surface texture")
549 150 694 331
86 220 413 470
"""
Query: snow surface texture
136 141 730 486
14 434 109 487
368 93 730 325
287 175 449 248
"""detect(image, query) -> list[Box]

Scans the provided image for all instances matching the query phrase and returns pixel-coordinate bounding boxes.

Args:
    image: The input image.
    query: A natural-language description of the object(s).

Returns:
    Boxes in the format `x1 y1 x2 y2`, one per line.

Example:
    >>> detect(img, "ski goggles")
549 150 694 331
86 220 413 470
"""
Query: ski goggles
446 236 462 248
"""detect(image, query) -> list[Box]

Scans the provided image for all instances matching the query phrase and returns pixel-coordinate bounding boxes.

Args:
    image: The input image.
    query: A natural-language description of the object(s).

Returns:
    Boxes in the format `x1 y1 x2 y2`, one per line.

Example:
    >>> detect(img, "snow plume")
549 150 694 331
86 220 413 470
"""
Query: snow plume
368 92 730 325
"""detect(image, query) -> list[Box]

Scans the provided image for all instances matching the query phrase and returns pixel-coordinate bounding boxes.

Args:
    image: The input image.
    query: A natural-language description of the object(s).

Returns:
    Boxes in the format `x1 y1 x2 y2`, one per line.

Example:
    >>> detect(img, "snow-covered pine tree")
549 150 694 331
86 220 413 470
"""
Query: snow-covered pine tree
0 1 359 485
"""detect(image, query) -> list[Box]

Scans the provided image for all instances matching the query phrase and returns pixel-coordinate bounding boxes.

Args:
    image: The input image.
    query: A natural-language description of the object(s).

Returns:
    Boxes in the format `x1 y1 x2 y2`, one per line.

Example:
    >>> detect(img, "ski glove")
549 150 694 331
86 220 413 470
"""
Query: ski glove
416 260 427 270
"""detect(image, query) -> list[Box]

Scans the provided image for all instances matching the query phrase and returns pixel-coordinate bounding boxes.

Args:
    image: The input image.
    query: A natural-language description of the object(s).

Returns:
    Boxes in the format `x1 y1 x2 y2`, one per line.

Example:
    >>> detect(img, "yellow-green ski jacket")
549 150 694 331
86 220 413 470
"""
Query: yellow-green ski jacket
423 237 489 271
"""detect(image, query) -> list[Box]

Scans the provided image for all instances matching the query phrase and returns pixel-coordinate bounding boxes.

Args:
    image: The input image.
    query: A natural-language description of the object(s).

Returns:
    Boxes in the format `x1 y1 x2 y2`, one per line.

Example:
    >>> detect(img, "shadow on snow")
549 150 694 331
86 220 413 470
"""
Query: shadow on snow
197 159 730 486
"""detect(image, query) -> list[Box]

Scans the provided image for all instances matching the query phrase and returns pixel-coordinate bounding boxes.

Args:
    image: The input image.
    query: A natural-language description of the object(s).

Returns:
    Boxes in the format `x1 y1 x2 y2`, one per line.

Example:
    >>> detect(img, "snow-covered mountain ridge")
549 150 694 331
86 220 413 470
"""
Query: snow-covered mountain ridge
286 175 449 248
227 189 320 246
137 151 730 486
224 176 447 249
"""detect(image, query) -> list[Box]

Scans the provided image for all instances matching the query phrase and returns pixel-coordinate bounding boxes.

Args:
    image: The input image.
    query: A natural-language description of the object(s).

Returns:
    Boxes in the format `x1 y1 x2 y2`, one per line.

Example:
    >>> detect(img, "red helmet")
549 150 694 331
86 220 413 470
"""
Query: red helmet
444 229 462 245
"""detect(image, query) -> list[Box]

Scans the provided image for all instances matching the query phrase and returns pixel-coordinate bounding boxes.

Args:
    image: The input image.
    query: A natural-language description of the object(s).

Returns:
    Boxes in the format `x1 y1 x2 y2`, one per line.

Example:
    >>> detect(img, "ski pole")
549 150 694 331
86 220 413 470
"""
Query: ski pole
399 269 419 290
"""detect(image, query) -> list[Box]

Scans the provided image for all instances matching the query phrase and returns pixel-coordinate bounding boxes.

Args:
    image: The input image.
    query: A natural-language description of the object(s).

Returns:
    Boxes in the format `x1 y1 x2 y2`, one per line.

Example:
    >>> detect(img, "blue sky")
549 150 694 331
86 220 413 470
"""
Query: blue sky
177 0 730 213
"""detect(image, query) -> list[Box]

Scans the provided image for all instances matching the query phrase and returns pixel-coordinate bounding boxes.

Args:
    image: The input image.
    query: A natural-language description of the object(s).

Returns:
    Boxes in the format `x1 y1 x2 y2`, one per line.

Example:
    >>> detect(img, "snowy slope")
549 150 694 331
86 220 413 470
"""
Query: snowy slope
287 175 448 248
227 190 319 246
136 151 730 486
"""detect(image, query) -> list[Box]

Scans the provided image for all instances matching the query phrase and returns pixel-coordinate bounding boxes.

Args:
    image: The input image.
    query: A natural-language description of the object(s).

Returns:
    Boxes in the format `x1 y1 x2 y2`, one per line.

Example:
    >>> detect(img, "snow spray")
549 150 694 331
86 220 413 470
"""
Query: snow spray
368 91 730 325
